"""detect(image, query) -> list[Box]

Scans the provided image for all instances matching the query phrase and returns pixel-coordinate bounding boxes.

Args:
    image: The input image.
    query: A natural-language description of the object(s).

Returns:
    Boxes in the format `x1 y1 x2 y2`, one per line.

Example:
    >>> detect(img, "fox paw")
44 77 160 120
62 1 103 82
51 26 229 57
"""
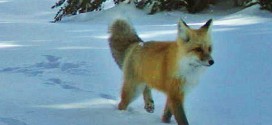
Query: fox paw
144 102 155 113
162 115 172 123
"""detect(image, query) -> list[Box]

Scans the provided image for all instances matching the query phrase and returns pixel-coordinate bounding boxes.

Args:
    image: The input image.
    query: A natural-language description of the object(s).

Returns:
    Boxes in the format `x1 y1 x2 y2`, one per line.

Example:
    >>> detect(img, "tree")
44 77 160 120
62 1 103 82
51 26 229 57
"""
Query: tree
260 0 272 11
51 0 270 22
134 0 215 14
52 0 106 22
51 0 215 22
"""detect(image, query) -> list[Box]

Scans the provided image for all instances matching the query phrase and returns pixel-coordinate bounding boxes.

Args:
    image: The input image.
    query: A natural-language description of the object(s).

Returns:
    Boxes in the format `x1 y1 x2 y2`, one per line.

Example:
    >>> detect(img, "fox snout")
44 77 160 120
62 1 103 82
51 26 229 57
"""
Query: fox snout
192 52 214 67
190 50 214 67
201 55 214 67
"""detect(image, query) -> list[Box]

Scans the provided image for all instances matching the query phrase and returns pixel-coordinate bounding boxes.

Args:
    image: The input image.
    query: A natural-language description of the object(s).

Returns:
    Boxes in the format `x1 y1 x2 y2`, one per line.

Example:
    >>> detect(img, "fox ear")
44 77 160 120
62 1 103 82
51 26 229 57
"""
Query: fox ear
178 19 190 42
201 19 213 33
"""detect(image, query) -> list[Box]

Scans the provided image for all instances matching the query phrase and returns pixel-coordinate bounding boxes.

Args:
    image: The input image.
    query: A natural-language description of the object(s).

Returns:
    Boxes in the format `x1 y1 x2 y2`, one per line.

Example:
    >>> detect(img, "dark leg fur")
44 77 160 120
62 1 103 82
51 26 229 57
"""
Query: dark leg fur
167 94 189 125
143 86 155 113
162 98 172 123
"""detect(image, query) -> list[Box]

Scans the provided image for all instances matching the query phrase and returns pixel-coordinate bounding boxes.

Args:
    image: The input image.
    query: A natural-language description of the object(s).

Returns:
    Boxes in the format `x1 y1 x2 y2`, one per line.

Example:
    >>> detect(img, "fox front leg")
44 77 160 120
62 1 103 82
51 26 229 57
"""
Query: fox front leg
162 98 172 123
143 86 155 113
168 94 189 125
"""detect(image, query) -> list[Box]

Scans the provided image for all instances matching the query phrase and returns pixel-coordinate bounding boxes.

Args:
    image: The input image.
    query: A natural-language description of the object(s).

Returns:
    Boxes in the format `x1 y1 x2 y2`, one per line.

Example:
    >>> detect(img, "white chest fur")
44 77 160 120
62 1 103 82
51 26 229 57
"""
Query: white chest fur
177 56 206 93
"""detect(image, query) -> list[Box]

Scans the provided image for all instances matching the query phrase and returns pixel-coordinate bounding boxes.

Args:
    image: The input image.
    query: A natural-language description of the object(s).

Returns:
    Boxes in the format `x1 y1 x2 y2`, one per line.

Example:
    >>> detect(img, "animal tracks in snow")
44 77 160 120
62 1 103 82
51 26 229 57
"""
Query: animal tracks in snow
0 55 91 76
43 78 84 91
0 54 118 100
0 55 93 91
0 117 27 125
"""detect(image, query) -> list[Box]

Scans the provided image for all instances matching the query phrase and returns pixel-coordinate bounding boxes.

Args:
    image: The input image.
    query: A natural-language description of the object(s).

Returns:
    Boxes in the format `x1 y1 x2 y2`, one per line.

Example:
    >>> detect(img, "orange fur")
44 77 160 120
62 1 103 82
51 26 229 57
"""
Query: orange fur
109 19 214 125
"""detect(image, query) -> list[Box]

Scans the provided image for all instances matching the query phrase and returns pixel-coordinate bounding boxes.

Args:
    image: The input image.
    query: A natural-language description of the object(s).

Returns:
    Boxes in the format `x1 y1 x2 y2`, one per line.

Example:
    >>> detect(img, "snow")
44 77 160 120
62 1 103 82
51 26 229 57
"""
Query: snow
0 1 272 125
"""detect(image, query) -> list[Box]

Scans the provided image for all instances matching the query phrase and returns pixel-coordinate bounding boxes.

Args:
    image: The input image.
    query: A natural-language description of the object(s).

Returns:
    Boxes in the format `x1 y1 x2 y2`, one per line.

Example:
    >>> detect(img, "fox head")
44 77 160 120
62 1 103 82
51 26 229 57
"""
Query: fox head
177 19 214 67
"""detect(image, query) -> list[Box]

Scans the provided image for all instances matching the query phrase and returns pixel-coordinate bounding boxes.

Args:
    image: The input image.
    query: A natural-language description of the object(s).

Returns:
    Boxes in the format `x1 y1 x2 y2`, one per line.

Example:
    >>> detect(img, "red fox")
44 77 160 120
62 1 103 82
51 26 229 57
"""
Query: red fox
108 18 214 125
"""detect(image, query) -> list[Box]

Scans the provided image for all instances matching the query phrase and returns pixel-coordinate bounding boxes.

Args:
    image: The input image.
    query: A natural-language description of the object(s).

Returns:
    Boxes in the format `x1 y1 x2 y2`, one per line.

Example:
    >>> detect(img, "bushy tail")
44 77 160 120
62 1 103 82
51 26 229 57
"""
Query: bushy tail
108 19 142 69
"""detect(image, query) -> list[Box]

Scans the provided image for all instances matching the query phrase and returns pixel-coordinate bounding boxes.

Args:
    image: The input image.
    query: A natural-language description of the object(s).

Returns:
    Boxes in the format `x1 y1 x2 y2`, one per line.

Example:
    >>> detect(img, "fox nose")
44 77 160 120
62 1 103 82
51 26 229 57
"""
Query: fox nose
208 60 214 66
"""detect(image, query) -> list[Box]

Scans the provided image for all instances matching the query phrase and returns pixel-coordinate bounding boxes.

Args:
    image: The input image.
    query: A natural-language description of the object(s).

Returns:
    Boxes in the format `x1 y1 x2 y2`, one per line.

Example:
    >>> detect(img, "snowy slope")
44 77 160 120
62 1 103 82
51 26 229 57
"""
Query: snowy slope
0 1 272 125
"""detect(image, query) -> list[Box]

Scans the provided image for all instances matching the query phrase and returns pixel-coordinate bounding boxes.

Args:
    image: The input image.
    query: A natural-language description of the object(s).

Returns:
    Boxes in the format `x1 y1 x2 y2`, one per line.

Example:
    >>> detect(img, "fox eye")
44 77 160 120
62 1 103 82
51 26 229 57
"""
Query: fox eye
194 47 203 52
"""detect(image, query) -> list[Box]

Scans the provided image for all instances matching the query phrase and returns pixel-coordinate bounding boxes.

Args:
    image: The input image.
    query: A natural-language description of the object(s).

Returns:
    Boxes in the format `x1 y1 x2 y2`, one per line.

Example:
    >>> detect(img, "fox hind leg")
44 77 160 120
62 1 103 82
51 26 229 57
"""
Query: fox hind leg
118 79 145 110
143 86 155 113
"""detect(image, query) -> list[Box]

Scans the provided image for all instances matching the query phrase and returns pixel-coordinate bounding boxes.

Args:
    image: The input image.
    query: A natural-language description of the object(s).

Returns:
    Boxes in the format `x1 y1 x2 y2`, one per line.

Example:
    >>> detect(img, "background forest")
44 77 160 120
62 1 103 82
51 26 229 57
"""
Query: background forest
52 0 272 22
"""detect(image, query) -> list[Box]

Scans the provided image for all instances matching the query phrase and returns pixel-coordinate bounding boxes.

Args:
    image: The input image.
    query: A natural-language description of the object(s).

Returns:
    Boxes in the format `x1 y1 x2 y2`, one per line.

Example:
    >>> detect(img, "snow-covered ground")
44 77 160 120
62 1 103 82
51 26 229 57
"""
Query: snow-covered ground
0 0 271 125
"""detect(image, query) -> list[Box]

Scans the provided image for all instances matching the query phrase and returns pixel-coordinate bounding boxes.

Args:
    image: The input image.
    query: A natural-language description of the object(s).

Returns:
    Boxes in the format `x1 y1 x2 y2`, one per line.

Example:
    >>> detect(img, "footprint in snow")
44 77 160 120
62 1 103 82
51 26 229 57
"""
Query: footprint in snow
0 117 27 125
0 55 91 76
43 78 83 91
99 93 117 100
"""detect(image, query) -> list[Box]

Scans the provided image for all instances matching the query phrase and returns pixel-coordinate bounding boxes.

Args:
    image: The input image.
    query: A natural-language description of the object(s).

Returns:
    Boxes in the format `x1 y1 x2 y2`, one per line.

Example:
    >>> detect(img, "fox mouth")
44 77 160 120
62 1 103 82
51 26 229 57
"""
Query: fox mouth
200 62 213 67
189 63 203 68
203 64 212 67
190 61 211 67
